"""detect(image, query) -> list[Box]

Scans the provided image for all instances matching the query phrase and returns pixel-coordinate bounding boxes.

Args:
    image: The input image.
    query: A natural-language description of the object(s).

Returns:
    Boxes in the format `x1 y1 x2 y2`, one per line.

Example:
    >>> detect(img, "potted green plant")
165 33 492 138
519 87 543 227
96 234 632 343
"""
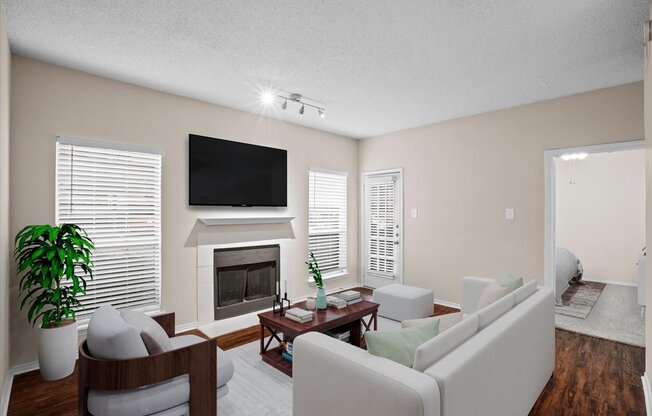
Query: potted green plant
14 224 94 380
306 251 327 309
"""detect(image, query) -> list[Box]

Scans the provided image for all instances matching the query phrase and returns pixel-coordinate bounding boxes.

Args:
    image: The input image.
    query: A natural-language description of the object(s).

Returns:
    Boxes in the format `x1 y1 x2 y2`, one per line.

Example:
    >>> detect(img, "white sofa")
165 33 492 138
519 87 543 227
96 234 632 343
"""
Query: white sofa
293 277 555 416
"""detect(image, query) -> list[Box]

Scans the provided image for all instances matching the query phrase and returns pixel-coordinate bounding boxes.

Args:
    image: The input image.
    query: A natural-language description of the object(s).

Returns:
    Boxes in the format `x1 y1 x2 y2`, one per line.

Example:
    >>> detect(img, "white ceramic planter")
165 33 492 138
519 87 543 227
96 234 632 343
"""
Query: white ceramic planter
37 320 78 381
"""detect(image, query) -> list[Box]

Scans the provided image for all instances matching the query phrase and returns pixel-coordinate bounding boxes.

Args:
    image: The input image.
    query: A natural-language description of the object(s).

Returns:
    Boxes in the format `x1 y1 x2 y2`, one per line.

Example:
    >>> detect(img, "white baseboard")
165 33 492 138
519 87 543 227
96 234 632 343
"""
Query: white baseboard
585 279 637 288
10 361 38 376
175 321 198 334
643 372 652 415
1 361 40 415
1 372 13 416
434 298 461 309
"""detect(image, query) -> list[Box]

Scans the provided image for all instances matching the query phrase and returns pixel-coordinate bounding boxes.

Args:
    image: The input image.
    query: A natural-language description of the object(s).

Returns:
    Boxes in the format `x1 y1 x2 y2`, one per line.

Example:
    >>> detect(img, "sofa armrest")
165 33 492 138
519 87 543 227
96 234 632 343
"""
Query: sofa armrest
293 332 440 416
460 276 495 314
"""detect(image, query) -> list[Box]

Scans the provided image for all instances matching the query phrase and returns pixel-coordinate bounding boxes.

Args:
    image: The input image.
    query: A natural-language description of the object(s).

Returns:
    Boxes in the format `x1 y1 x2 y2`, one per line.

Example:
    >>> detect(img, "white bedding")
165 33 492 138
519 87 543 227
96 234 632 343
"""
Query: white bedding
555 247 581 304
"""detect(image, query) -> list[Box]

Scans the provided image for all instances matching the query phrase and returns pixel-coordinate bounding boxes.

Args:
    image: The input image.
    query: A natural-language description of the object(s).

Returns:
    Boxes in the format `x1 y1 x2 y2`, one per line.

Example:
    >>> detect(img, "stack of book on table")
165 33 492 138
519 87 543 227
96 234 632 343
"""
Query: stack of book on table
337 290 362 305
282 341 293 362
326 295 348 309
325 329 350 343
285 307 314 324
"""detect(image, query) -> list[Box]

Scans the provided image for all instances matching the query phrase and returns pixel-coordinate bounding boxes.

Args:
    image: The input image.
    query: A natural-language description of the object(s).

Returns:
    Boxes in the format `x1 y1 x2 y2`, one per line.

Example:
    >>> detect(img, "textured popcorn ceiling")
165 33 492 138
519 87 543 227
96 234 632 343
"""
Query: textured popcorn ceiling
2 0 649 138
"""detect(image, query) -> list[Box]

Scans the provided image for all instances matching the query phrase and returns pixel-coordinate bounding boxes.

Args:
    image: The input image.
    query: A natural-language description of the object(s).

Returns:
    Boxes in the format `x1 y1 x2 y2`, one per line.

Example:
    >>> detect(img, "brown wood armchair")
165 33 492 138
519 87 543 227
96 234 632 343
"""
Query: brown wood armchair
78 312 217 416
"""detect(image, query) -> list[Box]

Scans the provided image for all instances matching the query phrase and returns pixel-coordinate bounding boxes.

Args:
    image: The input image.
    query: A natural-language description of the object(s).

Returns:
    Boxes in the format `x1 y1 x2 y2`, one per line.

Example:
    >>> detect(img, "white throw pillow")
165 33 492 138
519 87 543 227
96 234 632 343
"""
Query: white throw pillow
412 314 479 372
121 310 173 355
475 280 511 310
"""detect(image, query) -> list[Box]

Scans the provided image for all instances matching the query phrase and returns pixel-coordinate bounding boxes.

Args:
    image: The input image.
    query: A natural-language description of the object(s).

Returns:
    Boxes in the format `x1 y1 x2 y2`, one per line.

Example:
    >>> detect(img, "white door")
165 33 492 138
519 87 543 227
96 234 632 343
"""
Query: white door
363 170 402 288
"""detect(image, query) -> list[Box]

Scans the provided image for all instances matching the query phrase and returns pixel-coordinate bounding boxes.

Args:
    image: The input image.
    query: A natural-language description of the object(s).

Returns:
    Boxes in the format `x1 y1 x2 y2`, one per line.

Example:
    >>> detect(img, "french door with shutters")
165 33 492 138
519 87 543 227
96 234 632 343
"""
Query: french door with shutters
362 170 402 288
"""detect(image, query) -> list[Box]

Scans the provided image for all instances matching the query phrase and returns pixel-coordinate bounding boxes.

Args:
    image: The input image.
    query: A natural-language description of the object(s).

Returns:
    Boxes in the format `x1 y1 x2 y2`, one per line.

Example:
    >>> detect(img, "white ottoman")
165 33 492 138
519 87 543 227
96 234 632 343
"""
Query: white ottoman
373 284 434 321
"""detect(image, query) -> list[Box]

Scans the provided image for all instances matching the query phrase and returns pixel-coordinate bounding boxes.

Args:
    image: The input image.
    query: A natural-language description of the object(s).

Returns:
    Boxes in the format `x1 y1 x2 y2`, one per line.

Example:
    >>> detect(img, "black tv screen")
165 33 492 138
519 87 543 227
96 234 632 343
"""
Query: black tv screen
189 134 287 207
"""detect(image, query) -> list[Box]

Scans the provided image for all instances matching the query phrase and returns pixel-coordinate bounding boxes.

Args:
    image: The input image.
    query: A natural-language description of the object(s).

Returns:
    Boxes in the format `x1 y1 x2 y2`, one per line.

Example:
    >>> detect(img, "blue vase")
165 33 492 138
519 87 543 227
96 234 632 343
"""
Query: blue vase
316 287 327 309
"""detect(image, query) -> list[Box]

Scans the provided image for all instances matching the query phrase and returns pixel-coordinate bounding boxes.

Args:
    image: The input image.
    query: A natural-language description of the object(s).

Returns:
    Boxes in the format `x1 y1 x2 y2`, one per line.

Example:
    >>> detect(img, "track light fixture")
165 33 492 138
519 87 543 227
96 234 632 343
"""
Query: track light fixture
273 92 325 118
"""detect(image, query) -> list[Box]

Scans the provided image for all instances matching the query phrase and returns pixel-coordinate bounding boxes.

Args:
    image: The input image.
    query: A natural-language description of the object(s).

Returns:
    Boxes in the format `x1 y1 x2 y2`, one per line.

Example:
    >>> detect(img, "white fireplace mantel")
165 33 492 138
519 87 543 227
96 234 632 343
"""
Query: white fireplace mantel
198 217 294 226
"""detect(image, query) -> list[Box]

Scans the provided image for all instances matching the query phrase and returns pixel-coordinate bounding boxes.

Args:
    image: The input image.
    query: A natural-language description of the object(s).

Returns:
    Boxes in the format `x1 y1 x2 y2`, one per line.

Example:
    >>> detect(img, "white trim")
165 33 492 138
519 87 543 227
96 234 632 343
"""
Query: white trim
175 321 198 334
642 373 652 415
433 298 461 310
56 135 166 156
9 361 39 376
1 372 13 416
199 217 294 226
360 168 404 288
544 140 645 295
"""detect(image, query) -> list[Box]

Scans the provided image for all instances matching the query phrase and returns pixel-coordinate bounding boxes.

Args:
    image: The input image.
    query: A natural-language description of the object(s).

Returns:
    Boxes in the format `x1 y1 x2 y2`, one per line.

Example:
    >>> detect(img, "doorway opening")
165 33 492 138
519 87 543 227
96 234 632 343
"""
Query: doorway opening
544 140 645 346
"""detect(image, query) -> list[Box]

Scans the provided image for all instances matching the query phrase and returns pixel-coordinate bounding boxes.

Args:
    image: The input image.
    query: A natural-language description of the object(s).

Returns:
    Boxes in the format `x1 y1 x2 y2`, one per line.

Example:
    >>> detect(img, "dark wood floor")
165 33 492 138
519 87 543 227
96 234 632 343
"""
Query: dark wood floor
7 289 646 416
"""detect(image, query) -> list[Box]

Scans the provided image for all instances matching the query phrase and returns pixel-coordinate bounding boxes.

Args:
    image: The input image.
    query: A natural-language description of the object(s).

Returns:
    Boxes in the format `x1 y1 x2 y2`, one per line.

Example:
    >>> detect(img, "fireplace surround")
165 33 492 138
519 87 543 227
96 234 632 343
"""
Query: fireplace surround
213 245 280 320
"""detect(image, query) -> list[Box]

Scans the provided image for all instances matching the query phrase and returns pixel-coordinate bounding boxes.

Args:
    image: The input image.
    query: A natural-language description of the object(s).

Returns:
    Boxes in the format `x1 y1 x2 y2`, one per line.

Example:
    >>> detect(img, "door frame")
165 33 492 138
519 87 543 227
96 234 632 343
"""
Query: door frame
360 168 404 288
543 139 645 294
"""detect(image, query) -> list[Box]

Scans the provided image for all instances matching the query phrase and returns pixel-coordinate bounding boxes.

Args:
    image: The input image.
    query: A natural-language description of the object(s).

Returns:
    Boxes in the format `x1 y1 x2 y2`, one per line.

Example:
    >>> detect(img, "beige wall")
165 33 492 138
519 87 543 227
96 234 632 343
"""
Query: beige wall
0 1 10 400
359 82 643 304
555 149 645 285
9 56 359 366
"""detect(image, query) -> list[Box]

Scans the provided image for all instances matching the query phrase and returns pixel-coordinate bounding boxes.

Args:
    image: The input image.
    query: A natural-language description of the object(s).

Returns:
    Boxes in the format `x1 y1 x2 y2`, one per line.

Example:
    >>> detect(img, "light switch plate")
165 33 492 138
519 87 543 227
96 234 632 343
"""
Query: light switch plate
411 208 418 218
505 208 515 220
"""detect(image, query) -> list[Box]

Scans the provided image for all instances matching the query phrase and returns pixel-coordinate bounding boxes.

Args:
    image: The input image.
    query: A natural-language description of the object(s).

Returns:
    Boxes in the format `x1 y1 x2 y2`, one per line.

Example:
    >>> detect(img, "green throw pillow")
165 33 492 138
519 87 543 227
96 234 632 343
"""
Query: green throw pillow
365 319 440 367
500 273 524 292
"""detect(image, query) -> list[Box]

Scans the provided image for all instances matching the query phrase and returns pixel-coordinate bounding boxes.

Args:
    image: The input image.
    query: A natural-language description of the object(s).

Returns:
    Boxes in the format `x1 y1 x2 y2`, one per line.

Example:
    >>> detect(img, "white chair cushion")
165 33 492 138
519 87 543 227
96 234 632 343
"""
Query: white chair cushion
88 374 189 416
87 305 148 360
412 314 479 372
121 310 173 355
170 335 235 388
401 312 463 333
477 292 515 330
513 280 538 305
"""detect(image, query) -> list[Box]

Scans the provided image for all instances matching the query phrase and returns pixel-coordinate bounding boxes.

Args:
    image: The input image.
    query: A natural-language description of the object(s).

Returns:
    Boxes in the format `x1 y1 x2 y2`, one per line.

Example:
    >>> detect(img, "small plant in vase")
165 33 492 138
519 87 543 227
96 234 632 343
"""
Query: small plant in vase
306 251 327 309
14 224 94 380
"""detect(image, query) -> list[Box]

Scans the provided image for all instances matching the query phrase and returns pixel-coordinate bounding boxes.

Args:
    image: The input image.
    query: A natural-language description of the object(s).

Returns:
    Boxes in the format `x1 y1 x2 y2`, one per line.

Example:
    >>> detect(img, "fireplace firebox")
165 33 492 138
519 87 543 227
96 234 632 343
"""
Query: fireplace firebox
214 245 280 320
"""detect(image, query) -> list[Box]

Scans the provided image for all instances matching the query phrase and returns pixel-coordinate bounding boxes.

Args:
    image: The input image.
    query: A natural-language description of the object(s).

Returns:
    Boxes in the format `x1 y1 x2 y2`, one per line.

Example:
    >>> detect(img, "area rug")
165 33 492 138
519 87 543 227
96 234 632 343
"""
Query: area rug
554 281 605 319
555 283 644 347
218 340 292 416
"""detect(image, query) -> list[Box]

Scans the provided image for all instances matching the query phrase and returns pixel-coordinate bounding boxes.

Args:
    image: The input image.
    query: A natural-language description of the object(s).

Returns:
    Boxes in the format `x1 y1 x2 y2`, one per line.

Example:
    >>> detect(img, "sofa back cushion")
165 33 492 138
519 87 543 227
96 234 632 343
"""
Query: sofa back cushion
121 309 173 355
513 280 538 305
365 319 440 367
413 314 479 372
477 292 514 330
87 305 149 360
475 280 511 310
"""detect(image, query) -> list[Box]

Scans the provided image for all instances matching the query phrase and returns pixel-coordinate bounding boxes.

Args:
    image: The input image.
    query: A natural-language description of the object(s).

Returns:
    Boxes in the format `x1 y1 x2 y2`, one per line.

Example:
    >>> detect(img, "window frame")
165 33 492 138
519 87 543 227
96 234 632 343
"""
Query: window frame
55 136 164 328
308 168 348 282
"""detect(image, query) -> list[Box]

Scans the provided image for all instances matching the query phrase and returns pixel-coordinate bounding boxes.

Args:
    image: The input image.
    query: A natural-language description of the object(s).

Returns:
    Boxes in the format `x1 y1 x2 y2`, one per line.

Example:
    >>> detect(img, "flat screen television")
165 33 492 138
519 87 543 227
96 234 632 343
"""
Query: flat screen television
189 134 287 207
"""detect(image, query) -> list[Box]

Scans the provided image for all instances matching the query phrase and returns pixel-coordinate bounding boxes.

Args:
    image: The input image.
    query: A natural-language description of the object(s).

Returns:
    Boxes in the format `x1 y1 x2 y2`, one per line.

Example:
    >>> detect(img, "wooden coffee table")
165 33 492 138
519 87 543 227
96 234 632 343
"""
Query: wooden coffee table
258 299 379 376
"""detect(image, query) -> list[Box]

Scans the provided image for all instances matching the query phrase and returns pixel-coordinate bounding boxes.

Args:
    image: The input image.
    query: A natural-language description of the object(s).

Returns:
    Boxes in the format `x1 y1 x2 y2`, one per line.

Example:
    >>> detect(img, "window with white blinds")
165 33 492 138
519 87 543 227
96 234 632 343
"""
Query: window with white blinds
308 170 347 279
56 138 162 323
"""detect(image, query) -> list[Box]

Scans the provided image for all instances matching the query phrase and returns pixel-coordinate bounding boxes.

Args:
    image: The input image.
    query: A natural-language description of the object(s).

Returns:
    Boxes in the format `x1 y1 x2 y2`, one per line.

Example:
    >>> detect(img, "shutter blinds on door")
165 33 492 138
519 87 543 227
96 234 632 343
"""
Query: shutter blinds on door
365 175 396 278
56 138 162 323
308 170 348 278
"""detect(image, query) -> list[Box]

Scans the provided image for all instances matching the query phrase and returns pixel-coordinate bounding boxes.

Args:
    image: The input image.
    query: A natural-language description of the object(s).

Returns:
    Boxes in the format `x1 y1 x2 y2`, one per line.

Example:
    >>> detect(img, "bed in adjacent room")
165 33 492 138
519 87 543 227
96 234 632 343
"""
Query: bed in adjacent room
555 247 584 305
